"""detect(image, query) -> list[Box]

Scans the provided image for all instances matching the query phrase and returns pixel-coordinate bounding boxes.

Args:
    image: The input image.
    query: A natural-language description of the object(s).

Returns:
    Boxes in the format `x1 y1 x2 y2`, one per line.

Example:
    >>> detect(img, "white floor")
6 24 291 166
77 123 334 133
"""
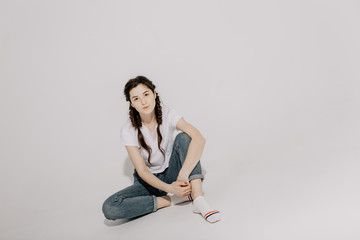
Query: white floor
2 134 359 240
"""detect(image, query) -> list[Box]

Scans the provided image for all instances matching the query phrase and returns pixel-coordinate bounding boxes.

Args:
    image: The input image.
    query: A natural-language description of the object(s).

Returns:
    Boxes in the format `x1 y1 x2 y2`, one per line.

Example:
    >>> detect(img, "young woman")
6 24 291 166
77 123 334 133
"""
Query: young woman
102 76 221 223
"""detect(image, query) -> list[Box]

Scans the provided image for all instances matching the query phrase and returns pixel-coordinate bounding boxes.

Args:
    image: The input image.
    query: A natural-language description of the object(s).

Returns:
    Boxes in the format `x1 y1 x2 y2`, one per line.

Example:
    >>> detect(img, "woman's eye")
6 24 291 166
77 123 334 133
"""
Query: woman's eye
134 98 138 101
145 93 149 96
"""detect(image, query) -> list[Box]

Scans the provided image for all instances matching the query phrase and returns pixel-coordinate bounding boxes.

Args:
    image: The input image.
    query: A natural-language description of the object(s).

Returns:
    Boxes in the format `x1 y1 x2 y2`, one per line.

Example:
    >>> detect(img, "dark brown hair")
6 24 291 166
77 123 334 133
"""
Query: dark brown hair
124 76 165 164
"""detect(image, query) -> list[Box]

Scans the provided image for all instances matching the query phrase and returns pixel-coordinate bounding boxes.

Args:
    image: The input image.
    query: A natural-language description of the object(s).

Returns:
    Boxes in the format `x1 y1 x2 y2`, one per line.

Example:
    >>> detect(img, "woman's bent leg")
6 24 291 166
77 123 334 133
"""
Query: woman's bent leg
163 132 204 184
102 183 157 220
162 132 221 223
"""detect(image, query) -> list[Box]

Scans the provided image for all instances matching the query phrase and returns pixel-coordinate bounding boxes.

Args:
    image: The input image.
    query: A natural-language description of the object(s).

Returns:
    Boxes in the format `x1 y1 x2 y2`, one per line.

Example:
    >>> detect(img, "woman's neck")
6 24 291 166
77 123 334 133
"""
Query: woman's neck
140 111 156 125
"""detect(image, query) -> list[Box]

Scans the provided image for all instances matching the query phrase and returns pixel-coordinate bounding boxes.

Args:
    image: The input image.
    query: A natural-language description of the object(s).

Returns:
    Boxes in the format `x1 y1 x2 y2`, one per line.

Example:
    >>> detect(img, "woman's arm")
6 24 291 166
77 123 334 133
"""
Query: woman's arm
175 118 206 182
125 146 191 197
125 146 170 192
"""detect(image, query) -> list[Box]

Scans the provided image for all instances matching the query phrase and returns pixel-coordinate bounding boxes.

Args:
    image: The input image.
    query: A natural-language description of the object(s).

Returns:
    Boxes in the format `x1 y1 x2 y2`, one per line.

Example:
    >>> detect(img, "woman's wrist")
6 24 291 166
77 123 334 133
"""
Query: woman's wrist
164 183 173 194
142 171 173 194
178 170 190 181
156 179 173 194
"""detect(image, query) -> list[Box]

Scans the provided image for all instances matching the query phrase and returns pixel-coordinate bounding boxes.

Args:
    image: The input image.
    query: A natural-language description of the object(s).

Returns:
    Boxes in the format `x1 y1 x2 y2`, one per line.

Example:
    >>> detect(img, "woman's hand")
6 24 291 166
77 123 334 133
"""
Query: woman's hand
168 181 191 197
176 173 190 186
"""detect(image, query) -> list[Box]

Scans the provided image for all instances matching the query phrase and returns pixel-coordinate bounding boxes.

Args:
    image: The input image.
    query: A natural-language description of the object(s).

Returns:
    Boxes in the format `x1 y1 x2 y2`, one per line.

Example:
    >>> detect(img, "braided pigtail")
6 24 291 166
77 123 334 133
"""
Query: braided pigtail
129 106 152 164
155 93 165 157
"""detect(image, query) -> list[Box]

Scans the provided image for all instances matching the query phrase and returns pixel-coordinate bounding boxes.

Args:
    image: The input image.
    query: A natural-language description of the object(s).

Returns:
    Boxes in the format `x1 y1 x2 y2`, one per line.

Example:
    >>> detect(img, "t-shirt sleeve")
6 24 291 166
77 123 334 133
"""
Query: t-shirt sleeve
168 108 183 130
120 124 139 147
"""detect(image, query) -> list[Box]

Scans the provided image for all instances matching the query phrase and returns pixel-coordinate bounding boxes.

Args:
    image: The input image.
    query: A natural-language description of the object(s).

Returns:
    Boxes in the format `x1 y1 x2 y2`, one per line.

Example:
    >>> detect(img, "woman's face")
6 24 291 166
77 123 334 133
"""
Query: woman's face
129 84 156 115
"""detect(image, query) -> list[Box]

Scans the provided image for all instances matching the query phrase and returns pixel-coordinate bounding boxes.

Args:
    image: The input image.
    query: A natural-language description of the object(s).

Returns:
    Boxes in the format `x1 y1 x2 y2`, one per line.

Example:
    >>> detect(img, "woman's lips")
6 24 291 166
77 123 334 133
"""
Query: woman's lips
143 106 149 109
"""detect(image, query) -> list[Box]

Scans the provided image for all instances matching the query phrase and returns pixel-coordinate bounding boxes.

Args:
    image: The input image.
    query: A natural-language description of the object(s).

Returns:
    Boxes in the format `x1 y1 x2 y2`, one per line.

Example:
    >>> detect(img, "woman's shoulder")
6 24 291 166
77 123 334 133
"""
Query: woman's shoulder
120 118 136 133
119 118 139 146
161 105 182 126
161 105 170 113
161 105 178 116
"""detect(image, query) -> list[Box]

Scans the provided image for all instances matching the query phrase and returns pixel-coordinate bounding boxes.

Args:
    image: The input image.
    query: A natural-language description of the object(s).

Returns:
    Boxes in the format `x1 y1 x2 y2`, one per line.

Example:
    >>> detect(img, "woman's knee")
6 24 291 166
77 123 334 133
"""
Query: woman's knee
102 199 116 220
174 132 191 147
102 197 125 220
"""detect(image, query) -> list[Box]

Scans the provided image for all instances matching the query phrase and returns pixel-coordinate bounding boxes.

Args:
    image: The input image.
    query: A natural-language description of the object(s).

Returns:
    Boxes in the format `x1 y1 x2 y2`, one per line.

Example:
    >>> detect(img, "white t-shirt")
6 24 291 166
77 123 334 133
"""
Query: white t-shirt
120 106 183 173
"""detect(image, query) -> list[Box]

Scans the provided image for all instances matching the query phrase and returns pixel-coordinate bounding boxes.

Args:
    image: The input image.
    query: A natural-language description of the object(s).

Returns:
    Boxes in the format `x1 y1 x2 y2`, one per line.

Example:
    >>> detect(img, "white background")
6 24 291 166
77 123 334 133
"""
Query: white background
1 0 359 239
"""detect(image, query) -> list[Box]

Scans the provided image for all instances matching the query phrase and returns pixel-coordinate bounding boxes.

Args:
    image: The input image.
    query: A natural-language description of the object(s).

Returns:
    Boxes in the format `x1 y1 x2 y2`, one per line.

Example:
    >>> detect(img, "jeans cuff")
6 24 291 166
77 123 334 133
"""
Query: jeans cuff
189 174 204 182
152 195 158 212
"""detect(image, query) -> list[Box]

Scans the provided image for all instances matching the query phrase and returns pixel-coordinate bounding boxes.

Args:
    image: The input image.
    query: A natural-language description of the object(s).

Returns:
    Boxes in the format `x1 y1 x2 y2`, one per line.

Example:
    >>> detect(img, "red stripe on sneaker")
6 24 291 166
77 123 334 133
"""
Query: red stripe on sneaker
204 210 219 219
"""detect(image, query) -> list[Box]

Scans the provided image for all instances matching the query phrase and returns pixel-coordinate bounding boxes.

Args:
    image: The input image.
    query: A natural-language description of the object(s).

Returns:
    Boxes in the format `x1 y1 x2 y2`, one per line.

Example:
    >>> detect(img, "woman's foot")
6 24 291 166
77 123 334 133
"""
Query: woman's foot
157 196 171 209
192 196 221 223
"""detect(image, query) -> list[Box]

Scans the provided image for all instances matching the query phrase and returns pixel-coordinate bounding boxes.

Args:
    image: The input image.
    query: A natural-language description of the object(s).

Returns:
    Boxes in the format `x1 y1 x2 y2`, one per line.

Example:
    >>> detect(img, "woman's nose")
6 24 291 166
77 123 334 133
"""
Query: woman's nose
140 98 146 105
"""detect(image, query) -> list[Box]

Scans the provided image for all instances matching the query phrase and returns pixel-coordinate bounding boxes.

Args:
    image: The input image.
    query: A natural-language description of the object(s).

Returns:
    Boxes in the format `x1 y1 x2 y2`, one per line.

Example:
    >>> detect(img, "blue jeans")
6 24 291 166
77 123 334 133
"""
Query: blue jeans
102 132 204 220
